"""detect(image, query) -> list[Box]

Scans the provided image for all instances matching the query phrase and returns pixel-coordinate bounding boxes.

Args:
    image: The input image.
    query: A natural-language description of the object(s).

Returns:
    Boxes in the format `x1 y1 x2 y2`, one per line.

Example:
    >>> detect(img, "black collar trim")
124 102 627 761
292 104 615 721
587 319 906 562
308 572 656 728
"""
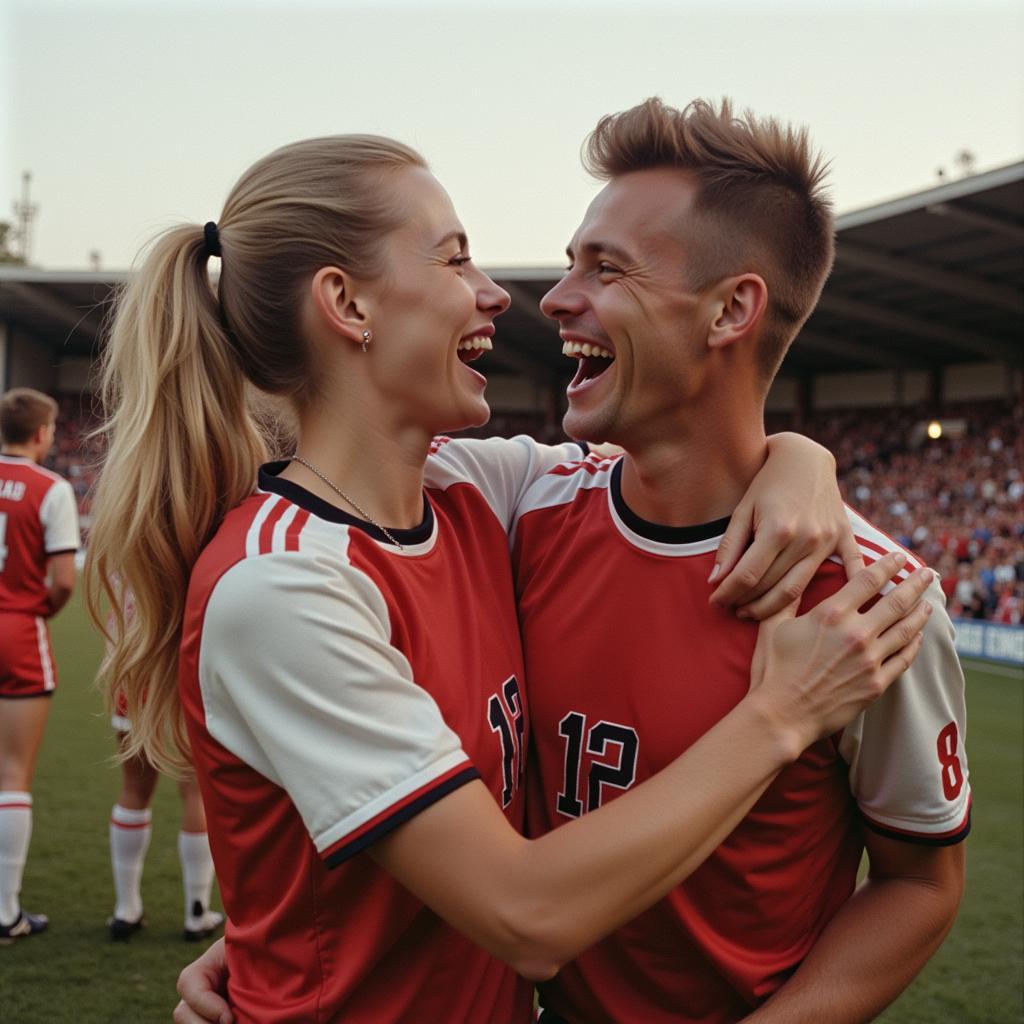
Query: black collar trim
258 460 435 548
609 459 732 544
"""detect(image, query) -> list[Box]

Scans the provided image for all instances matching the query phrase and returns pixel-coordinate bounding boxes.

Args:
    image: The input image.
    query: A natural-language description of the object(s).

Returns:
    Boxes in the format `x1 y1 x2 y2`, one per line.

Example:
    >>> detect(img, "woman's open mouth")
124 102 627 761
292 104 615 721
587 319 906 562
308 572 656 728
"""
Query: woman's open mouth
457 335 492 364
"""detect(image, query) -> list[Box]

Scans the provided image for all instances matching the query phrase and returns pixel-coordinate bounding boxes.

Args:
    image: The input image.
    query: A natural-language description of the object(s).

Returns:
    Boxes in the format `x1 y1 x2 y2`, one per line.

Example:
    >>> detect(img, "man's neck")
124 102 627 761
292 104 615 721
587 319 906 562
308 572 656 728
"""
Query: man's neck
0 445 38 463
618 418 768 528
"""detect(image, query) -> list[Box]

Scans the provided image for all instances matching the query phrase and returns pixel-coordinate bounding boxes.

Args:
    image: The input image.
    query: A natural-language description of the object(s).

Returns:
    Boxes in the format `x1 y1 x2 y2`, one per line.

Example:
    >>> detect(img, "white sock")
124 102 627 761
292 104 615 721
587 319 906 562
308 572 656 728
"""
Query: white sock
178 830 216 927
0 792 33 926
109 804 152 922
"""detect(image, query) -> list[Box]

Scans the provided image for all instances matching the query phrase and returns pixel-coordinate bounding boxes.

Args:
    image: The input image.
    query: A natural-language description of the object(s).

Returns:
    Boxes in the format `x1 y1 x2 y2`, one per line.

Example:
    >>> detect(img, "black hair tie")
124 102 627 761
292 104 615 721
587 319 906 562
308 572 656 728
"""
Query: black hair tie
203 221 222 258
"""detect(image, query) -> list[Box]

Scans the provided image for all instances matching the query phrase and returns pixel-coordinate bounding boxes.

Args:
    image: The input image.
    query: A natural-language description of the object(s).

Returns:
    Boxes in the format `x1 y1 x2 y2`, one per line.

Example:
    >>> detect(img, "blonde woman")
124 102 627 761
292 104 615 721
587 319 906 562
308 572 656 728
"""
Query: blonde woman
88 136 931 1022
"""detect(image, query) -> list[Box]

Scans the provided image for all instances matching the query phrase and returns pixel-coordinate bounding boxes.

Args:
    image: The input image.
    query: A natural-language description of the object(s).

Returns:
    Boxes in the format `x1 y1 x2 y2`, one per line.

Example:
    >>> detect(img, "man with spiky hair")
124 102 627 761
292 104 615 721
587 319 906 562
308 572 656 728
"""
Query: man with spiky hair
515 97 967 1023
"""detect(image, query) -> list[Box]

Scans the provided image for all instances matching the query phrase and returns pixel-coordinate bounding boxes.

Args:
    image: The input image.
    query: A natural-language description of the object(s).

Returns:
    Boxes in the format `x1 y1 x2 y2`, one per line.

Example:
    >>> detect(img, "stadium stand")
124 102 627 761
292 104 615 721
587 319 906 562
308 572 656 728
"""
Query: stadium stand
795 400 1023 625
44 394 100 527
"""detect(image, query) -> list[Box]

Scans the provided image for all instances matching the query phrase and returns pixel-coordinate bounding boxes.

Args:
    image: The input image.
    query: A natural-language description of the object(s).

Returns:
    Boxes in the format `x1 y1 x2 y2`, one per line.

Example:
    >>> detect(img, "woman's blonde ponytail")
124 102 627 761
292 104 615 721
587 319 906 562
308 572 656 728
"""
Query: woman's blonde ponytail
87 134 425 773
87 226 266 774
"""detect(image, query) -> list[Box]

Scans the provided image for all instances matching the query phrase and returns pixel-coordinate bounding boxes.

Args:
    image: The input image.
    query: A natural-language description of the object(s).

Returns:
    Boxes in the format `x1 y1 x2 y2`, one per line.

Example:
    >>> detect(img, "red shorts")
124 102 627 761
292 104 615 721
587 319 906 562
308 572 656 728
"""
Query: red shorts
0 613 57 698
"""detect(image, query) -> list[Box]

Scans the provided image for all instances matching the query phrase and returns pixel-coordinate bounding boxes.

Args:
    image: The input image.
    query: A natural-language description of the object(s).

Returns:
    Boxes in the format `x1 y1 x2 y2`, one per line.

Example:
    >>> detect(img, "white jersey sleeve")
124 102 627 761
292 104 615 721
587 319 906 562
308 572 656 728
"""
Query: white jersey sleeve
39 479 80 553
198 545 477 865
426 435 586 532
839 578 971 845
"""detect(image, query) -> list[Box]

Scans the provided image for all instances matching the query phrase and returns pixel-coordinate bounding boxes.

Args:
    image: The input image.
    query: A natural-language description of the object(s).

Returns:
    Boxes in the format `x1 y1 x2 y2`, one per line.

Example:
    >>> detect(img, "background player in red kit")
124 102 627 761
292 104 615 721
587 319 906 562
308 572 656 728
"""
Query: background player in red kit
510 98 969 1023
105 592 224 943
0 388 79 943
108 691 225 943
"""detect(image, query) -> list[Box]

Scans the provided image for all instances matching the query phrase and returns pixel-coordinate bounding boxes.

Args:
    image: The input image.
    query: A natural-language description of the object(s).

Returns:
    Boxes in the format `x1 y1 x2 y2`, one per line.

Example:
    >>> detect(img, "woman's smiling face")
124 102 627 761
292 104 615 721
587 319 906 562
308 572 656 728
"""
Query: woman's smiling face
365 166 510 436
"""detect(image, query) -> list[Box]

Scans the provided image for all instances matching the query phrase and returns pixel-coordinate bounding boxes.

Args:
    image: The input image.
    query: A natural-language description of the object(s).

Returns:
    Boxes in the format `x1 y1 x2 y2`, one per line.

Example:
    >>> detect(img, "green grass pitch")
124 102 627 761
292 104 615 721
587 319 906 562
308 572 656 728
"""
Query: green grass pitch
3 594 1022 1022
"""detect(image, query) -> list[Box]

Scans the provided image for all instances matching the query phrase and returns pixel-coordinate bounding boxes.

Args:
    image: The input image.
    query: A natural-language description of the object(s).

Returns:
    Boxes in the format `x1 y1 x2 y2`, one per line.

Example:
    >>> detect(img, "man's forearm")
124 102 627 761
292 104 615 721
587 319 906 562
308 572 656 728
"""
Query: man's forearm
745 845 964 1024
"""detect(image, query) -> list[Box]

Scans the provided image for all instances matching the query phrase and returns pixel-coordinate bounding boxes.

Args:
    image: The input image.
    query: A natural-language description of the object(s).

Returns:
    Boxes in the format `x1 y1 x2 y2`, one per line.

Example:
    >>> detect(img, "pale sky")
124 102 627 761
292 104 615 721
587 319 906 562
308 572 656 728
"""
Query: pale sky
3 0 1023 270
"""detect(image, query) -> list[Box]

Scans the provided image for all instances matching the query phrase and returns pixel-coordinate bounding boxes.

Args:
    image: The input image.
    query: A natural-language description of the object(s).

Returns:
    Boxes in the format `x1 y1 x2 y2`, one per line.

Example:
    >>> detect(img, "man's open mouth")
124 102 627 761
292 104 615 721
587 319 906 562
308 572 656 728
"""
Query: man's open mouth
562 340 615 383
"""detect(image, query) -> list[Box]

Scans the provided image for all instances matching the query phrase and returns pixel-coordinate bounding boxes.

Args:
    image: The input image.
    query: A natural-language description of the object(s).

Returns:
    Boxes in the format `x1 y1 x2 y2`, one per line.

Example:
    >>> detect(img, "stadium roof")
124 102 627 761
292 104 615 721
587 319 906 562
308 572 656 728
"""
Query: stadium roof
2 160 1022 382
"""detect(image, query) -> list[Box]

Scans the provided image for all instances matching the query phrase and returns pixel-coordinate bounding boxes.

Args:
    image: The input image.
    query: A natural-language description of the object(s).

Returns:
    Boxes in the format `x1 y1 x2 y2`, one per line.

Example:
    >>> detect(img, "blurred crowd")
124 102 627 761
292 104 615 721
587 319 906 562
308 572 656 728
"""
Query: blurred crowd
45 395 102 529
47 396 1023 625
796 400 1024 626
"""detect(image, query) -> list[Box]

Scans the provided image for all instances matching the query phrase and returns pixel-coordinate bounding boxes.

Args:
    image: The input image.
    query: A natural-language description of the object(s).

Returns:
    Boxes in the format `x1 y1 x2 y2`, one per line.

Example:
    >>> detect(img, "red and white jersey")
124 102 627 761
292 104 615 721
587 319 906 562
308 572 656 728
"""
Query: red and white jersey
180 436 580 1024
0 454 80 617
512 454 970 1024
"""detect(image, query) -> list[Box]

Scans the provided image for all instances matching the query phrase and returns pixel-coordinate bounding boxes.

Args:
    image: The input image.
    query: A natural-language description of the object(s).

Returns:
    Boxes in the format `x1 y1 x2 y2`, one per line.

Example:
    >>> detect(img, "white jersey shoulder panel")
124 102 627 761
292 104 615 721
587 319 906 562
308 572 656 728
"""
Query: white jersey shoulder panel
510 452 618 546
38 478 80 553
198 529 470 856
426 435 585 533
839 511 970 842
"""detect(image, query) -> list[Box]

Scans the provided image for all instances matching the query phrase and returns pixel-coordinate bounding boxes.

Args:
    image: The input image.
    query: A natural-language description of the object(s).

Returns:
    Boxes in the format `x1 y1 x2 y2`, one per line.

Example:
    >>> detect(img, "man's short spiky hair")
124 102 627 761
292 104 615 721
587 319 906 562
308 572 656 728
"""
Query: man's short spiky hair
584 97 835 380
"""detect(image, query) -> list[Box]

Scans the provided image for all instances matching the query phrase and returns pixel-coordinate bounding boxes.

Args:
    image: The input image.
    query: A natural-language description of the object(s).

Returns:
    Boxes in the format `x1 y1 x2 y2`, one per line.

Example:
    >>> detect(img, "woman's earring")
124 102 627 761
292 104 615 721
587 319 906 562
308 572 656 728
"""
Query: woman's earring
362 330 371 353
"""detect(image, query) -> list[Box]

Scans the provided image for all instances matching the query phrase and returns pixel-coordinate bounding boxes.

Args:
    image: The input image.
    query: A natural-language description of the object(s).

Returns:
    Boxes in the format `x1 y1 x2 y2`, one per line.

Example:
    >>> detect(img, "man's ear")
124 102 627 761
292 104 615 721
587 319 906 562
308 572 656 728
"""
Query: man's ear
707 274 768 350
308 266 371 347
32 422 52 449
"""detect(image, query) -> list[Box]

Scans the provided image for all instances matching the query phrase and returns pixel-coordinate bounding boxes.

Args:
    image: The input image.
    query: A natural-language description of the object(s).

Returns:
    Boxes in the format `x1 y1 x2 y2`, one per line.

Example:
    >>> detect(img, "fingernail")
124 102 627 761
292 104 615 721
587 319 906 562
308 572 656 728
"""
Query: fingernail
708 564 721 584
921 568 934 583
736 608 750 620
925 603 934 615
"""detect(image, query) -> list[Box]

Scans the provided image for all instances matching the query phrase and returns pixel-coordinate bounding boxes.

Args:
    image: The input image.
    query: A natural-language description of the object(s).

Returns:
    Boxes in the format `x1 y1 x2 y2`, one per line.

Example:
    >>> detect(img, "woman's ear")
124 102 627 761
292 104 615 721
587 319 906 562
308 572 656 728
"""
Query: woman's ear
309 266 371 347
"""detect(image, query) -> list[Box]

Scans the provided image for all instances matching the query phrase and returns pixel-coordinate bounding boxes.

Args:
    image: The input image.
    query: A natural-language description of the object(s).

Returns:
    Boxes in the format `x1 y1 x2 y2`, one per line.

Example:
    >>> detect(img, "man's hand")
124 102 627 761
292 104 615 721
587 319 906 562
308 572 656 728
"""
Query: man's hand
750 551 932 752
711 432 861 618
173 936 232 1024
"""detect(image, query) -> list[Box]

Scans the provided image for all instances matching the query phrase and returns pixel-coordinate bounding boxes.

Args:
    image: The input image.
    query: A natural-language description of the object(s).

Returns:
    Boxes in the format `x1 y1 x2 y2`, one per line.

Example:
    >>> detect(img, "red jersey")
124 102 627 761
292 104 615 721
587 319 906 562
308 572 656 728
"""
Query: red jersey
180 437 580 1024
513 454 970 1024
0 453 79 617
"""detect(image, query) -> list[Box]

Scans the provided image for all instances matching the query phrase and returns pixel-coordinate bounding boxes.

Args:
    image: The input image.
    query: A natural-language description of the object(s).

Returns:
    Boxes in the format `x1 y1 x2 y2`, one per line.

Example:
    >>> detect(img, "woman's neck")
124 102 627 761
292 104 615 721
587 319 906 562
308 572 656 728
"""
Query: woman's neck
279 410 431 531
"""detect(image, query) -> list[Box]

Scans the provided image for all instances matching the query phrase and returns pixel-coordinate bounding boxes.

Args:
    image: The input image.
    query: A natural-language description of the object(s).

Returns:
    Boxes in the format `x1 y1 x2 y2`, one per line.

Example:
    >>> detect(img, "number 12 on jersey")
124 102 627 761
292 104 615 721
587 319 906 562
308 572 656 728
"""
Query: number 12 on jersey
488 677 526 808
557 712 640 818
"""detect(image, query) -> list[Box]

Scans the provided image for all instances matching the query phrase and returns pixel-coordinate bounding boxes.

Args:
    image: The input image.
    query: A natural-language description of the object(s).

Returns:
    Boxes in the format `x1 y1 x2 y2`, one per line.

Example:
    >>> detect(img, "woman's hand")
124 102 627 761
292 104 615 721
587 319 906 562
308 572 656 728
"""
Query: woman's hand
710 432 861 619
173 936 232 1024
750 550 934 756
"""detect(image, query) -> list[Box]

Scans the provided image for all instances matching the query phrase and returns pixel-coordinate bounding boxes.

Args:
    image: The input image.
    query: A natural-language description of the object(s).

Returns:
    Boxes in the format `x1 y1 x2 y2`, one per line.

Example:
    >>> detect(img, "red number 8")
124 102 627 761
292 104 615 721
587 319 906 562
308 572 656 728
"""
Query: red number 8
936 722 964 801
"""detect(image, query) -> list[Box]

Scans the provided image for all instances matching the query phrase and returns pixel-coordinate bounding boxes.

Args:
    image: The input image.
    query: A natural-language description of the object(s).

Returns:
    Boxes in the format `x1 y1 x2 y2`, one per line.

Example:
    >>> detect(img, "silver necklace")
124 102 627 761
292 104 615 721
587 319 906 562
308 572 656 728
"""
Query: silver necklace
291 455 405 550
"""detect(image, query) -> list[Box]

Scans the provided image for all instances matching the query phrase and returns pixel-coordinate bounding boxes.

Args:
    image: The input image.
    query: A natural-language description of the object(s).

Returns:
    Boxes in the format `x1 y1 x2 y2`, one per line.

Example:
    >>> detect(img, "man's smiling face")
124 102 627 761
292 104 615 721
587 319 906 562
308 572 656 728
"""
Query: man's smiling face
540 168 717 445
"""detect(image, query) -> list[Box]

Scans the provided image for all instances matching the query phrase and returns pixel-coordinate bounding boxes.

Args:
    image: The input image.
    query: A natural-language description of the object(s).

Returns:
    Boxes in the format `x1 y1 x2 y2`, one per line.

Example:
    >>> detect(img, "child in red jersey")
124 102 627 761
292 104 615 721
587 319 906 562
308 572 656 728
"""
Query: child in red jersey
86 137 932 1022
0 388 79 943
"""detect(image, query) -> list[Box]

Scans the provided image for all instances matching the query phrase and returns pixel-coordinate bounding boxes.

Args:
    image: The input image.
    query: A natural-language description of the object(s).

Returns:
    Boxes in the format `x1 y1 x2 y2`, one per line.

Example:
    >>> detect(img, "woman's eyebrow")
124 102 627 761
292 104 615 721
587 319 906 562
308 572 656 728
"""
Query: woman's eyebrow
434 230 468 250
